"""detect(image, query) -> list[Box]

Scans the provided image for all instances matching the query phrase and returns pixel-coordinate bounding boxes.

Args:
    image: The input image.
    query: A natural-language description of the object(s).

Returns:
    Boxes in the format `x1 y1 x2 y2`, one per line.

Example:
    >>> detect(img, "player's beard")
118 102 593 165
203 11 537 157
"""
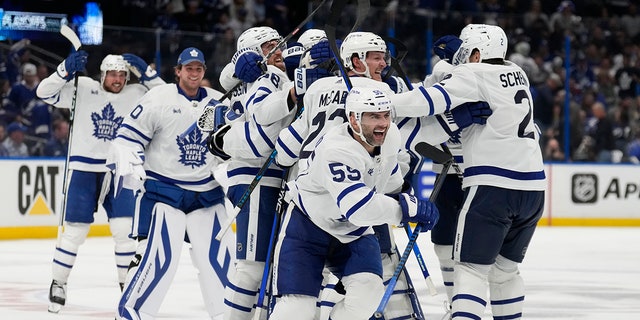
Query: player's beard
362 126 387 147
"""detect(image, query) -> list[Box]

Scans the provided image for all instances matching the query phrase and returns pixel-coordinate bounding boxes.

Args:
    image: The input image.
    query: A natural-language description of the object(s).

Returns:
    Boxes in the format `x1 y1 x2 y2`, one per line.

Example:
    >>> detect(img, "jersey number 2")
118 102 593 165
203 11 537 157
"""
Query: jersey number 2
514 89 534 139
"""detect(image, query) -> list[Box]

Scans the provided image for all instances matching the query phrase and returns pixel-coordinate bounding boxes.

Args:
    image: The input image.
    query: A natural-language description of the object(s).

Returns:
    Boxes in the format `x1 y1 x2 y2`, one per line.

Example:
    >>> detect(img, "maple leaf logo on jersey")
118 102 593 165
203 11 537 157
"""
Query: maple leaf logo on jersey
176 127 207 168
91 104 124 141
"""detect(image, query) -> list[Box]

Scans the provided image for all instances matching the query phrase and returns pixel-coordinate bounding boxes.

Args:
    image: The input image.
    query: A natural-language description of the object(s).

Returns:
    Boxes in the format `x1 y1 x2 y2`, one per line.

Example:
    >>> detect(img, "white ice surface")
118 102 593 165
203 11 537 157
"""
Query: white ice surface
1 226 639 319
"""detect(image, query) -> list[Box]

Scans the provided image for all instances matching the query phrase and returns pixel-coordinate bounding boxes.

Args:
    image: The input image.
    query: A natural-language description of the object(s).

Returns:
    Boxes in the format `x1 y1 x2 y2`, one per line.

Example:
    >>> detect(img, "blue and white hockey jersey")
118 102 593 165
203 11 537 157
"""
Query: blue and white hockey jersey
37 74 164 172
286 122 406 243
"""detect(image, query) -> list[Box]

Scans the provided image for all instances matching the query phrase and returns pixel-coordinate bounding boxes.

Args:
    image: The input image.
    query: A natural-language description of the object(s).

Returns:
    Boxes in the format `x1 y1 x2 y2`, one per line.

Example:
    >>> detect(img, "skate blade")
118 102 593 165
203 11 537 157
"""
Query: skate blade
48 302 63 313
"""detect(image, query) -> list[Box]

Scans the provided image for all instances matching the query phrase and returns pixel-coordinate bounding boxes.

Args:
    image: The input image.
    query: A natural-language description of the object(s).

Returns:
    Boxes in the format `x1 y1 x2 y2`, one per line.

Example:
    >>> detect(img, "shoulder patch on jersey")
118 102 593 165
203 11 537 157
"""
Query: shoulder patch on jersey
91 103 124 141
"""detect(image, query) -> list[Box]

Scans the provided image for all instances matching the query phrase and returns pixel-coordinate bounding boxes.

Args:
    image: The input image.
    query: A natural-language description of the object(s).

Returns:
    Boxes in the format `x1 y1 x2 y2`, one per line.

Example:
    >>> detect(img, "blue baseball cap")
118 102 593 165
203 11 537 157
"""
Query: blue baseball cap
7 122 27 135
177 47 205 66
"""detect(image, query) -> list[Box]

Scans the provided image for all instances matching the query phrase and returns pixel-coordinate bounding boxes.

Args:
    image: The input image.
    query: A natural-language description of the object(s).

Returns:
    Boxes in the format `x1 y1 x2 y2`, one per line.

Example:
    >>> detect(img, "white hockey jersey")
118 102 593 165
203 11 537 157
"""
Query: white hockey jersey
223 65 296 188
114 84 224 192
36 75 164 172
393 61 546 190
286 122 406 243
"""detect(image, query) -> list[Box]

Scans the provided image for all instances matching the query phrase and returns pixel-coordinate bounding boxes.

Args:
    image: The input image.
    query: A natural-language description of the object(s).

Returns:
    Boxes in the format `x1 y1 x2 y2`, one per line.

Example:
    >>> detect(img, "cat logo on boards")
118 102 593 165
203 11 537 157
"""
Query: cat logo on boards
18 165 60 216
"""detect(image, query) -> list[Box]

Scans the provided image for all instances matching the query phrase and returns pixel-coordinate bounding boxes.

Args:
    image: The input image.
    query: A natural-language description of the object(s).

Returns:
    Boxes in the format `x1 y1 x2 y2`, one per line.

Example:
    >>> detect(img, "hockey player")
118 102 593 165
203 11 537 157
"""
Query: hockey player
269 86 439 320
275 31 490 319
37 51 165 313
394 24 546 319
214 26 332 320
112 47 230 320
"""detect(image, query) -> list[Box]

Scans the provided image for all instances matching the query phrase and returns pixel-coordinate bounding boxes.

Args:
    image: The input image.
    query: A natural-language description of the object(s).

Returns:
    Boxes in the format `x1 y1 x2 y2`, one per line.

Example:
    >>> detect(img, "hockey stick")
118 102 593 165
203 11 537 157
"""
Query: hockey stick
404 224 438 296
197 0 330 133
215 0 366 241
252 167 291 320
373 142 452 319
56 24 82 246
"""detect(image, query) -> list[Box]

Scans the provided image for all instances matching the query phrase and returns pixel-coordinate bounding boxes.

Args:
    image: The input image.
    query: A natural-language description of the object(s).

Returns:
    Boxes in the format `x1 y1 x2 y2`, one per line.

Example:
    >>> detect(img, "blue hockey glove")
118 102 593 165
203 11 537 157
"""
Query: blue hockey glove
381 67 406 93
434 35 462 62
283 42 305 69
294 67 331 97
398 193 439 232
58 50 88 80
122 53 158 82
308 39 341 66
212 101 229 131
234 50 263 83
437 101 492 136
207 124 231 161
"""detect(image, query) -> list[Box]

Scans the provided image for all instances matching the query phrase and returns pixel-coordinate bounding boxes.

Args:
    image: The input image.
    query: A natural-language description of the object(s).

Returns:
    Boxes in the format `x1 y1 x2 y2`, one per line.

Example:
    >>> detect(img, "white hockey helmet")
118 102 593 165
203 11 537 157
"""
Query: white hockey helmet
340 31 387 75
237 26 283 58
453 24 507 65
100 54 129 86
298 29 327 50
345 86 392 145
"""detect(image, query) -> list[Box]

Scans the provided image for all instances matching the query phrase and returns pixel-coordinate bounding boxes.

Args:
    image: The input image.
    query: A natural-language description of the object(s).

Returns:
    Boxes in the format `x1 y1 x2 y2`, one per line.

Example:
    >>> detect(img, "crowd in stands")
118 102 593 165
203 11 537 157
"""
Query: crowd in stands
0 0 639 163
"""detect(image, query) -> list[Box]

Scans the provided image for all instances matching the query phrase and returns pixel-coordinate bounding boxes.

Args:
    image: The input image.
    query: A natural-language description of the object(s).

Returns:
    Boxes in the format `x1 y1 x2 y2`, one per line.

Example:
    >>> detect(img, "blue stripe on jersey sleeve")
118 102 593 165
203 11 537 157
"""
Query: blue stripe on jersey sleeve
391 163 399 175
287 126 304 143
433 84 452 112
252 114 275 150
277 138 298 160
336 183 367 207
396 117 410 129
120 123 152 143
464 165 546 181
246 87 273 109
244 122 262 158
344 190 374 219
418 86 435 115
405 118 421 150
116 134 146 149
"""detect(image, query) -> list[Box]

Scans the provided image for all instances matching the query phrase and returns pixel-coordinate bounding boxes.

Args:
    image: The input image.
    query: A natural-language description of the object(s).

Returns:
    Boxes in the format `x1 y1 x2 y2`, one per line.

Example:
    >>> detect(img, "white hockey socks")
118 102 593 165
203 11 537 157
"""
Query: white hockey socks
434 244 455 304
451 262 491 319
52 222 90 283
223 259 264 320
489 255 524 319
109 217 136 285
330 272 384 320
270 294 316 320
317 270 344 320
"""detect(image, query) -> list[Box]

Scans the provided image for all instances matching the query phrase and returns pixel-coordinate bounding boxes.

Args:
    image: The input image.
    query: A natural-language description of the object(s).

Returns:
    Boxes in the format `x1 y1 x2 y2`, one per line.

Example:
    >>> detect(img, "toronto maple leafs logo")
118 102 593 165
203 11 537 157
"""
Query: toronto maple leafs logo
176 126 207 168
91 104 124 141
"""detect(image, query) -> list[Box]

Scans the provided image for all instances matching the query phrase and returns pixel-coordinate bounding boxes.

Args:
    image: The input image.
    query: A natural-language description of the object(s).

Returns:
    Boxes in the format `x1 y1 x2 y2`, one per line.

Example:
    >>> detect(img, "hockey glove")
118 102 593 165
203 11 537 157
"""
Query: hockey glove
399 193 439 232
308 39 341 66
58 50 88 81
207 124 231 161
433 35 462 62
294 67 331 97
106 145 146 197
437 101 492 136
234 50 264 83
122 53 158 82
283 42 305 71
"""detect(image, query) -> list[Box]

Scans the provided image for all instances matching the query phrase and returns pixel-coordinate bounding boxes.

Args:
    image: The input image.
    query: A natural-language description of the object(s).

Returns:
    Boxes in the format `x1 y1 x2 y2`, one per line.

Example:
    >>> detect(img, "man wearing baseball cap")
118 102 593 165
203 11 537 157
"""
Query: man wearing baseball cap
113 46 231 320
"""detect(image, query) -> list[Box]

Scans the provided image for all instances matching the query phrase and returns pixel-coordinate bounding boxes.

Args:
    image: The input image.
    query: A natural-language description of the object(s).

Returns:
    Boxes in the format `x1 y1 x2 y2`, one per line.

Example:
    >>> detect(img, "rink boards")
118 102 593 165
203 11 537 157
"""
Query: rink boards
1 158 639 239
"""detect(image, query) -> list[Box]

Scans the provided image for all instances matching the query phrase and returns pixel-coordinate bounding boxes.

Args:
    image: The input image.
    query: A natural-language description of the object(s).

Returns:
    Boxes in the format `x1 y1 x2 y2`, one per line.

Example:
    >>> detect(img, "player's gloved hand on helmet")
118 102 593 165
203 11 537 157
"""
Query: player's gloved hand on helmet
58 50 88 80
308 39 341 66
398 193 439 232
122 53 158 82
293 67 331 98
234 50 263 83
283 42 305 73
207 125 231 161
437 101 492 136
433 35 462 62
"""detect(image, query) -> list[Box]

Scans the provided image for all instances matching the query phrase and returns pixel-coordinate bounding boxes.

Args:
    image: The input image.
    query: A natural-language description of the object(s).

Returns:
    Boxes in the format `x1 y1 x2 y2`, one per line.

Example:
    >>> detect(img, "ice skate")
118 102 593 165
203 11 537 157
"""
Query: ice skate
48 280 67 313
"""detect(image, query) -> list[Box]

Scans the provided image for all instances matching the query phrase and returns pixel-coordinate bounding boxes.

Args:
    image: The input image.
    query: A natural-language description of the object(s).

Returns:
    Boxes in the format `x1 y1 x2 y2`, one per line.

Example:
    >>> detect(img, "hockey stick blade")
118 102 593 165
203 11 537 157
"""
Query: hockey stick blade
415 142 452 164
60 25 81 51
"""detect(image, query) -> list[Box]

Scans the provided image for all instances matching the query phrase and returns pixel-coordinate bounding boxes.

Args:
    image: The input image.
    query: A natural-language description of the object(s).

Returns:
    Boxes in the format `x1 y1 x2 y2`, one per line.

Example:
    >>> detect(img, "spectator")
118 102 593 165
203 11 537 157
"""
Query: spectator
8 63 51 139
43 119 69 157
2 122 29 157
587 102 616 162
544 136 565 161
0 122 8 156
533 73 562 131
627 131 640 164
